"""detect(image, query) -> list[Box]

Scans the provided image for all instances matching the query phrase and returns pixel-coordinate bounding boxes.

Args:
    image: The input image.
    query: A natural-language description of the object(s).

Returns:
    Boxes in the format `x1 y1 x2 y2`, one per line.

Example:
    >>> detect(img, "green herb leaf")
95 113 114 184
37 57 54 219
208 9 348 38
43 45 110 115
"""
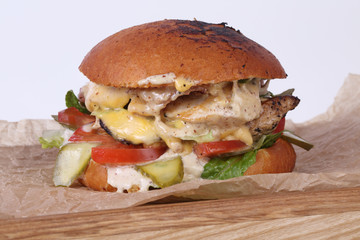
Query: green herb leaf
201 150 258 180
65 90 90 114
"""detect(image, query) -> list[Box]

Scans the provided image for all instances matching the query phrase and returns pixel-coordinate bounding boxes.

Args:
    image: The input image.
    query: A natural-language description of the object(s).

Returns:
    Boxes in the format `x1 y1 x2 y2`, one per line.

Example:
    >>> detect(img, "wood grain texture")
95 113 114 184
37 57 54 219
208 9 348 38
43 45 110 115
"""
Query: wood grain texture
1 187 360 239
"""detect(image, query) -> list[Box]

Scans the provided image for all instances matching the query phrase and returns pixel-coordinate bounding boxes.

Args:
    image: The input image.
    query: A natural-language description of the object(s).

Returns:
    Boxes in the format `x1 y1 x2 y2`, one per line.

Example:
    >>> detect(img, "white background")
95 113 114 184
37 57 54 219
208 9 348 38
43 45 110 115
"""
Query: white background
1 0 359 123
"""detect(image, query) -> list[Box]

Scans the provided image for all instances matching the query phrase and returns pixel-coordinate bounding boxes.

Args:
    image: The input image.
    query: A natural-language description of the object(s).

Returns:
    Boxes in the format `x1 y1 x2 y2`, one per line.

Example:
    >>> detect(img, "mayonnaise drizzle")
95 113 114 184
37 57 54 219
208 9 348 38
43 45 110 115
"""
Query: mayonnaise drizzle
107 166 156 192
137 73 177 86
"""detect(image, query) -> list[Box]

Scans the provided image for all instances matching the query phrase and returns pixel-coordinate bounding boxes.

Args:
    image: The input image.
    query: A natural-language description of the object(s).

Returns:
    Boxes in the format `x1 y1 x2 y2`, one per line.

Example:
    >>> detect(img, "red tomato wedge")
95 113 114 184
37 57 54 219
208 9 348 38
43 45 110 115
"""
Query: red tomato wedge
194 140 250 158
91 145 167 165
58 107 95 129
273 117 285 133
68 124 118 144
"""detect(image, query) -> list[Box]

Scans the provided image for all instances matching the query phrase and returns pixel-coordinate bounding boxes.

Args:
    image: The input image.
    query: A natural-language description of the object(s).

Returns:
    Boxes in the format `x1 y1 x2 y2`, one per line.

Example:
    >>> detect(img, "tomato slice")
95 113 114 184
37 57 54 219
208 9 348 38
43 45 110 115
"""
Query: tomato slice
91 145 167 165
273 117 285 133
58 107 95 129
68 124 118 144
69 123 167 165
194 140 250 158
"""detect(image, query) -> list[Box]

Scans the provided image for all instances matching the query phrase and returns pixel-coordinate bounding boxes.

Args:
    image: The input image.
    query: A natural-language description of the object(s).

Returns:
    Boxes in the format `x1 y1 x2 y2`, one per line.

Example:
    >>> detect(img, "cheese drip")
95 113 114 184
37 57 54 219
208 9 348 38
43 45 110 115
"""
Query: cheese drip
174 77 196 92
82 82 130 112
92 109 160 145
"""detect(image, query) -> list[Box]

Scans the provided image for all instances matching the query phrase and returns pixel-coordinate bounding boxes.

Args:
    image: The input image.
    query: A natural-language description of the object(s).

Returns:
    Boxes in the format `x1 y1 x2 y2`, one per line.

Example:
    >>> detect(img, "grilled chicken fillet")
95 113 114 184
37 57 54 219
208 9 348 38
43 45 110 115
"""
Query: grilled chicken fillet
248 96 300 140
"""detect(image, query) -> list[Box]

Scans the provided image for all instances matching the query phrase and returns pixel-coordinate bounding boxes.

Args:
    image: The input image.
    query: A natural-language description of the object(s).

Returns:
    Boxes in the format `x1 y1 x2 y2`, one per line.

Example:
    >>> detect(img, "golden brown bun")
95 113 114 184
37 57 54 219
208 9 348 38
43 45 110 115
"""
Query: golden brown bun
79 160 117 192
79 138 295 192
79 160 141 193
79 19 286 88
244 138 296 175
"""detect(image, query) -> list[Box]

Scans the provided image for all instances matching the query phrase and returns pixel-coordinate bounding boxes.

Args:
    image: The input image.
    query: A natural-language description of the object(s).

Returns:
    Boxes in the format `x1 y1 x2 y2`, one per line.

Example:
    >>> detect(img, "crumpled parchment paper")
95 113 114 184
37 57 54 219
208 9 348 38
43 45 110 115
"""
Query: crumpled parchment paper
1 74 360 219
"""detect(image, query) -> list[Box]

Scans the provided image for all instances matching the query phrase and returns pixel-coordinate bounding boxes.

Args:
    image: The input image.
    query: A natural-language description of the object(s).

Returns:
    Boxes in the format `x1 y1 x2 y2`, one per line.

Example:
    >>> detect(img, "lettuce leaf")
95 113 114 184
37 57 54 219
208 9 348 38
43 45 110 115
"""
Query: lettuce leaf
39 132 64 149
253 132 282 150
201 150 258 180
65 90 90 114
38 129 74 149
39 136 63 149
201 132 282 180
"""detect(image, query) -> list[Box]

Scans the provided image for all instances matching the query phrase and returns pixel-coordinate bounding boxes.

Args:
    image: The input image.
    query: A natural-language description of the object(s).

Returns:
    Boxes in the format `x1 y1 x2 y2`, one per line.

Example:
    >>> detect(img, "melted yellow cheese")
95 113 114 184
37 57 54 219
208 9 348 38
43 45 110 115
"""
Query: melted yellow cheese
222 125 253 146
165 119 185 129
83 82 130 112
174 77 196 92
93 109 159 145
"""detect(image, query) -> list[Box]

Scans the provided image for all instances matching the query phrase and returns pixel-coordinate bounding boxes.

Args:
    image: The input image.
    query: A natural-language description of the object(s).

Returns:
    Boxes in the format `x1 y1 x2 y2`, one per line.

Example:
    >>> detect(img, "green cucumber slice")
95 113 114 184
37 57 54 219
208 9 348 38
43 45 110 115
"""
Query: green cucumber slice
138 157 183 188
53 142 98 187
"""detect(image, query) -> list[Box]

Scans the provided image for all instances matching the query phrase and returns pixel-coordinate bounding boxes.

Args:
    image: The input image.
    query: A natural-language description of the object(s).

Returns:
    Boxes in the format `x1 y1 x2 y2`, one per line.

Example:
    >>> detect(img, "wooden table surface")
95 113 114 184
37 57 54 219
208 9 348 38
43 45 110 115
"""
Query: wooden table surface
1 187 360 239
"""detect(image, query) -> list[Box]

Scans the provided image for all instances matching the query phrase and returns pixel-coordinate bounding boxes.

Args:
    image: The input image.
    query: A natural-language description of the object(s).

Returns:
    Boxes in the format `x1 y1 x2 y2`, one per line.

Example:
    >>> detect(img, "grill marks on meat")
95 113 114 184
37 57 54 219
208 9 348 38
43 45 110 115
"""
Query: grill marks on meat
248 96 300 140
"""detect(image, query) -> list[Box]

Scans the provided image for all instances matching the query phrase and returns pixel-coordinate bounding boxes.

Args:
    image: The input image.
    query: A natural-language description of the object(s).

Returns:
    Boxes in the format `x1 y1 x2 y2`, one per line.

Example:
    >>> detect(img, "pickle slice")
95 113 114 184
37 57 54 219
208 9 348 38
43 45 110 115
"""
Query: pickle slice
281 131 314 151
138 157 183 188
53 142 98 187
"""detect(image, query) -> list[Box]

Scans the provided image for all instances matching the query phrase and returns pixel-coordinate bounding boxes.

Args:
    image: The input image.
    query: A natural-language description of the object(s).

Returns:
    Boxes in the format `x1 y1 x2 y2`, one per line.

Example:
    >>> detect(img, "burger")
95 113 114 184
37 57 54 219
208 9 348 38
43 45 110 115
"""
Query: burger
40 19 312 193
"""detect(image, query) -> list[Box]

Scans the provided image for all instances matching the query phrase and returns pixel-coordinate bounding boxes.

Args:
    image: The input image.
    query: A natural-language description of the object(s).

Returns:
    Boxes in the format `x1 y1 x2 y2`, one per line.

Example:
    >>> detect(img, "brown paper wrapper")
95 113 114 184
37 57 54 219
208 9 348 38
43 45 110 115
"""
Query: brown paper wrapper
1 74 360 219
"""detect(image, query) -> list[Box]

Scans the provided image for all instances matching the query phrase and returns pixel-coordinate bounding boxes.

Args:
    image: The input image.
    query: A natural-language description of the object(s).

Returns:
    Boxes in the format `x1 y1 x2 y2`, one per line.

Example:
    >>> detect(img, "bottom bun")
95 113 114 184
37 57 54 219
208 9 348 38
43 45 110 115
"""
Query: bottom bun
244 138 296 175
79 160 117 192
79 138 296 192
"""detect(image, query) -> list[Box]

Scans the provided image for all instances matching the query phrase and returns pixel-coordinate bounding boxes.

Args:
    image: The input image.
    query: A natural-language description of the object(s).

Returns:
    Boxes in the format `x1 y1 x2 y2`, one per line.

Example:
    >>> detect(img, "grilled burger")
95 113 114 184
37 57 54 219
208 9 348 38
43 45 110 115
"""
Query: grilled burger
42 19 311 193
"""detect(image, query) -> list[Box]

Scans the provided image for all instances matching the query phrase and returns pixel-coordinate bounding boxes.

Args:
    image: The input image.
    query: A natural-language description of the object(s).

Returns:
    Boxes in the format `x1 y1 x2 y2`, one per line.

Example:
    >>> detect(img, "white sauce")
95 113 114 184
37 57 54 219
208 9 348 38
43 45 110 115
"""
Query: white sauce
107 166 156 192
61 129 75 146
137 73 177 86
230 79 262 122
154 116 210 143
106 149 204 192
81 123 93 132
128 86 182 116
181 152 207 182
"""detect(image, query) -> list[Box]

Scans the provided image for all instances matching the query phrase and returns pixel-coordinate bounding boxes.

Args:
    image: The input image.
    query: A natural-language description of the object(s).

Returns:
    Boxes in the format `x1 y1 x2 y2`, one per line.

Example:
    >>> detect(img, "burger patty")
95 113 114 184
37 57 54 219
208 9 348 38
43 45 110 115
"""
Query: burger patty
248 96 300 139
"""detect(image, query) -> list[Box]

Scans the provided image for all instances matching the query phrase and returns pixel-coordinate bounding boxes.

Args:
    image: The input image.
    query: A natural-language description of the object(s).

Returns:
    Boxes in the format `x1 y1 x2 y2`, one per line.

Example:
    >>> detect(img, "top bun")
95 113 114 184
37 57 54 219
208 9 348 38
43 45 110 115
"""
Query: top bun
79 19 286 88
